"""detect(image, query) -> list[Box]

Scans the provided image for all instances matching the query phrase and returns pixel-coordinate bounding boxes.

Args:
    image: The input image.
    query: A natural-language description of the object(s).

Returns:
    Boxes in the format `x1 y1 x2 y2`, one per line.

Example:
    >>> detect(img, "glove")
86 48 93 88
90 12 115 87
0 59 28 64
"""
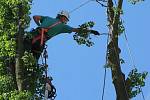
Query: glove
90 30 100 35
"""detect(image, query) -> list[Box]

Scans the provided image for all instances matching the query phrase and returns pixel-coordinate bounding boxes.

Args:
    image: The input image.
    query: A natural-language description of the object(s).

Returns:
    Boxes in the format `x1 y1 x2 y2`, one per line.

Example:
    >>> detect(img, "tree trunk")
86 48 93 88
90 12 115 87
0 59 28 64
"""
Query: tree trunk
15 4 26 91
107 0 129 100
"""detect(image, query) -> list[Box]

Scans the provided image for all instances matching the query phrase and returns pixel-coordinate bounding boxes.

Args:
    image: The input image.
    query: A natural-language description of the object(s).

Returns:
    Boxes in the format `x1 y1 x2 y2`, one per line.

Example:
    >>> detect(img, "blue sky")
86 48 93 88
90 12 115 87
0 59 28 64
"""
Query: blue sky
30 0 150 100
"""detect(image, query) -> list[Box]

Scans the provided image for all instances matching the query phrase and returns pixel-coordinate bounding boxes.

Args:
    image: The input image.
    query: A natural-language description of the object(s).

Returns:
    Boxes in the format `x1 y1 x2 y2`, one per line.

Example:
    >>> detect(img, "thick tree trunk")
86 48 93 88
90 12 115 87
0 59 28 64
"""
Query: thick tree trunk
107 0 129 100
15 4 26 91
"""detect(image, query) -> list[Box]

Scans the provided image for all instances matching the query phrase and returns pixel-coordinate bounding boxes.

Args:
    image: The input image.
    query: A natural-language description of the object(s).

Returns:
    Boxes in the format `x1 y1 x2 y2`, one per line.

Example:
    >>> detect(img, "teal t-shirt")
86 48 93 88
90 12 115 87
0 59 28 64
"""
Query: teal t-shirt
36 16 73 38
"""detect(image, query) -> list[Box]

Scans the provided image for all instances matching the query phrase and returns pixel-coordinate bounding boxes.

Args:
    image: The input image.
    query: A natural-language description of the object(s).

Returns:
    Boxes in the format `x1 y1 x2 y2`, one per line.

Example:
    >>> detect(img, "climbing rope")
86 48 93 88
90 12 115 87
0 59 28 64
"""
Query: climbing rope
123 31 146 100
69 0 94 14
43 45 48 78
101 28 129 99
101 31 110 100
110 0 146 98
68 0 145 99
69 0 106 14
109 33 130 99
102 31 130 100
123 31 136 68
40 45 57 100
105 1 130 99
107 29 146 100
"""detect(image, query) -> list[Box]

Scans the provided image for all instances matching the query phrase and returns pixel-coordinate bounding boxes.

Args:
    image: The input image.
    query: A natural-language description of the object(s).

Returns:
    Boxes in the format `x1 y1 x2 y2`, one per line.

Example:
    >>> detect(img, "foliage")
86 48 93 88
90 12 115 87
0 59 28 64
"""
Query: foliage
0 0 43 99
22 52 49 99
0 0 53 99
112 7 125 36
118 19 125 35
0 1 16 57
0 0 147 99
0 59 6 75
128 0 145 5
73 21 95 47
22 51 37 92
0 90 32 100
0 0 32 66
22 52 56 99
126 68 148 98
22 52 36 67
113 7 123 15
0 75 15 94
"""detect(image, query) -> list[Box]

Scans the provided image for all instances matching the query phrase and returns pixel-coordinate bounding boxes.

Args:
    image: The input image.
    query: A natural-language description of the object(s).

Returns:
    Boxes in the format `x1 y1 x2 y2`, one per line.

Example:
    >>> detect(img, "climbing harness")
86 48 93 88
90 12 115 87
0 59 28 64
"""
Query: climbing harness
32 21 61 46
40 45 57 100
42 45 48 78
32 28 48 46
31 0 107 46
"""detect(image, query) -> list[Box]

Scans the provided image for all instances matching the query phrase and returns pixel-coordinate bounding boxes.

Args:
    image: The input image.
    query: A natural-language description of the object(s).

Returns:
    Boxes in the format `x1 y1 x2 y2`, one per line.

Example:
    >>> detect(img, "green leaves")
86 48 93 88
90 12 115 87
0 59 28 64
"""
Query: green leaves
22 52 36 67
0 90 32 100
0 75 15 94
73 21 95 47
79 21 95 28
126 68 148 98
21 52 50 98
0 0 47 98
0 0 36 99
113 7 123 16
118 19 125 35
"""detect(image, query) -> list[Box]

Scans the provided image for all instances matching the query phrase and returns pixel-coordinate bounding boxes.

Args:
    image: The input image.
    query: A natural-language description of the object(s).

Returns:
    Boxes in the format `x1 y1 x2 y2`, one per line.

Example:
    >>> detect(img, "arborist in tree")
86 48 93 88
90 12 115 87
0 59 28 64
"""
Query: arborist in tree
30 10 100 59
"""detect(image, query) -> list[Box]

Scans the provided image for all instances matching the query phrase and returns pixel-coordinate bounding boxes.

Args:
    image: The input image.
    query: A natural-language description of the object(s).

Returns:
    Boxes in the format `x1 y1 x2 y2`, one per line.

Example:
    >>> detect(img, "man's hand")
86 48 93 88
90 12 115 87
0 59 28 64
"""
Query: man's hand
90 30 100 35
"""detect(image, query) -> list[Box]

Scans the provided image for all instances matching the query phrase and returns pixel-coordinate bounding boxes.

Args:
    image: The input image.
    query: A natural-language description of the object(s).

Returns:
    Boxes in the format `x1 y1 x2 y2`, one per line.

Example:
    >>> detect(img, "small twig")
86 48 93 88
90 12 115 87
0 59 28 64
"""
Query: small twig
97 0 107 2
96 0 108 7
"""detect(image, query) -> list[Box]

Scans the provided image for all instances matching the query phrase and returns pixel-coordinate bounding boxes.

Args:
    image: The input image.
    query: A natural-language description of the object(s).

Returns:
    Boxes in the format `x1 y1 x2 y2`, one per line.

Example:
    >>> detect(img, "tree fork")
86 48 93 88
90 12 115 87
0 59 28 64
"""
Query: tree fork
107 0 129 100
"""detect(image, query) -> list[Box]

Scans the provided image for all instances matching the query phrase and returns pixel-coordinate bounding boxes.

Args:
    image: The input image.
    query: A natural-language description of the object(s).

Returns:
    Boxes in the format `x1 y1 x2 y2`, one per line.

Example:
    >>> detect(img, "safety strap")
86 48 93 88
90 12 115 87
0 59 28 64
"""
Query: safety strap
42 47 57 100
47 21 61 30
32 21 61 46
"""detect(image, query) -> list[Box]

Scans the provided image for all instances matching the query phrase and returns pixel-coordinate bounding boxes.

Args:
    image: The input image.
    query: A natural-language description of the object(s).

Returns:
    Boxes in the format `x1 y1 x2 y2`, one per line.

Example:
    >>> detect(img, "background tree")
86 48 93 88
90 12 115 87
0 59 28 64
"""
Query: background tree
0 0 148 100
0 0 47 99
106 0 147 99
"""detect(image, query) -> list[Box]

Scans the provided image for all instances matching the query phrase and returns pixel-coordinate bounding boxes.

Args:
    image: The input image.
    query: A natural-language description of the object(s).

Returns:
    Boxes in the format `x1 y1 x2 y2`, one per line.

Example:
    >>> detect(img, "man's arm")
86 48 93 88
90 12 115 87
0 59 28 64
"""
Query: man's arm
72 28 100 35
33 15 42 26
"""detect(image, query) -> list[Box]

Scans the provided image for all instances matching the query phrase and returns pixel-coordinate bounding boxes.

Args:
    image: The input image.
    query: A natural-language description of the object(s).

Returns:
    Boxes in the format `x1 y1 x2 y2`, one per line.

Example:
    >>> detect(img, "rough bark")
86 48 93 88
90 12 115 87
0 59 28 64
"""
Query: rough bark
15 4 26 91
107 0 129 100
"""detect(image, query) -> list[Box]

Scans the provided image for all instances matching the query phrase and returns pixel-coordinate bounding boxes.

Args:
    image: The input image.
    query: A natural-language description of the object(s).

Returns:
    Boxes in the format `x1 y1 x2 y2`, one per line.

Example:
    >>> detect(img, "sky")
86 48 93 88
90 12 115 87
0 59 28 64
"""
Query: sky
29 0 150 100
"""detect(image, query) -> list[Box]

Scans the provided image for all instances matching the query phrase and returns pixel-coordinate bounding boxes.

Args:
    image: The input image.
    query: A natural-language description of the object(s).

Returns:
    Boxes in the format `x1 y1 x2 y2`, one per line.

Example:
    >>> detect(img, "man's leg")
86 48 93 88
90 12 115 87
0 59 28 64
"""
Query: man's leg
31 41 45 60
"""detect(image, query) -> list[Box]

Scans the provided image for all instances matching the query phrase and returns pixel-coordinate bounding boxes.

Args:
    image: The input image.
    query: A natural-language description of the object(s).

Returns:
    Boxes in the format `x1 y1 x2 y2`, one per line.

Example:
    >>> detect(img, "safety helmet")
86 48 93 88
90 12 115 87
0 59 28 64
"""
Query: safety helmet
57 10 70 21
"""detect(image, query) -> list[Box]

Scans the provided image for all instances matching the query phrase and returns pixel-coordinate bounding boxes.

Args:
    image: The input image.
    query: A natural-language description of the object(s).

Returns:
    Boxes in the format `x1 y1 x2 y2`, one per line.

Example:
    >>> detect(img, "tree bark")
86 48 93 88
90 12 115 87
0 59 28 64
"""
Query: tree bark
107 0 129 100
15 4 26 91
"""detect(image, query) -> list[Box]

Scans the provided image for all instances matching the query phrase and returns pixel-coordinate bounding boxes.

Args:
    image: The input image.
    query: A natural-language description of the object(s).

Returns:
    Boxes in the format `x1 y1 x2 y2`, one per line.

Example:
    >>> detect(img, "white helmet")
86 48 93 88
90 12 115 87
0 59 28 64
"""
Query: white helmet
57 10 70 21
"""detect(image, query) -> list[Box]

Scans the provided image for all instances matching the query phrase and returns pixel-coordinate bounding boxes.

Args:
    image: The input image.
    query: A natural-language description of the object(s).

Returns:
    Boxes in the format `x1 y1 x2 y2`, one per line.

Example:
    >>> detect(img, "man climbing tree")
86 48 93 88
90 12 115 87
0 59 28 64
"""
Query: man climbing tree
29 10 100 60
